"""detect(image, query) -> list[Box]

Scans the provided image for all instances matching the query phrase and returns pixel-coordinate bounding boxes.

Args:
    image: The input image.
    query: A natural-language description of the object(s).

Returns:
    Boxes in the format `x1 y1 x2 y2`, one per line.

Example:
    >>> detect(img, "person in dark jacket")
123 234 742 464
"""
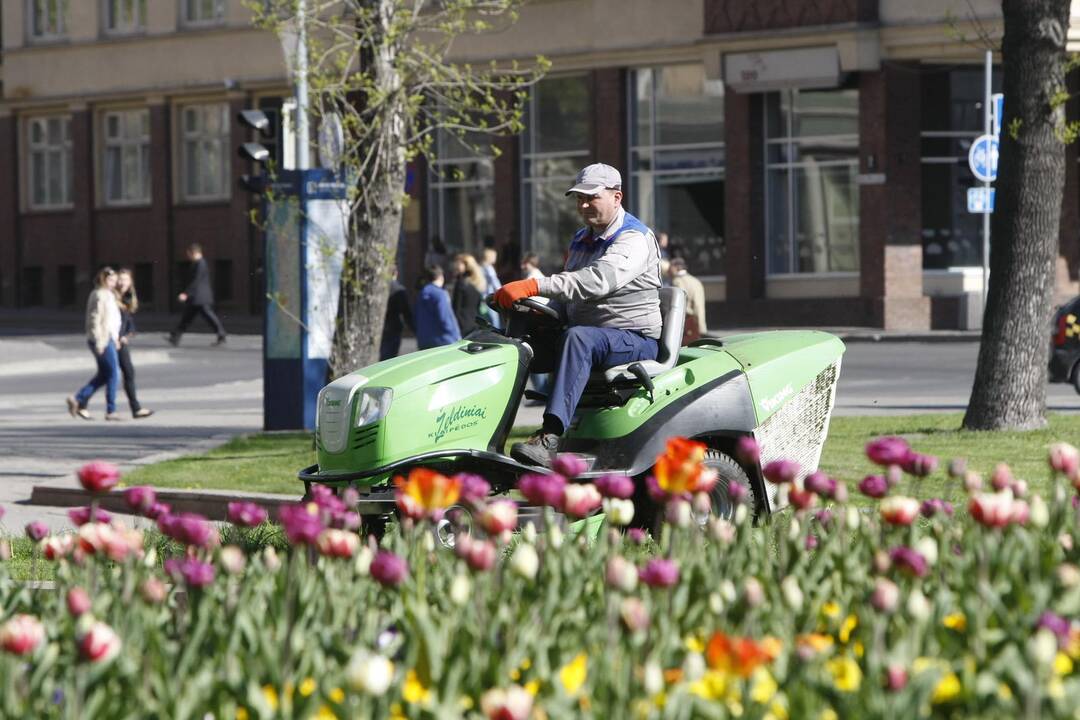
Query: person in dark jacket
450 253 486 337
168 243 227 346
414 265 461 350
116 268 154 418
380 268 415 360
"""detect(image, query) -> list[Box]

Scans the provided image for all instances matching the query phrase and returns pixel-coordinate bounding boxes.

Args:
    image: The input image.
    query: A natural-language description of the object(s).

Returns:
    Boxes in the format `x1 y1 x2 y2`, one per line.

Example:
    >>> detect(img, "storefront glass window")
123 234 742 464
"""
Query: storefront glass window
427 129 495 259
630 64 726 275
920 67 1002 269
765 87 860 274
521 75 591 272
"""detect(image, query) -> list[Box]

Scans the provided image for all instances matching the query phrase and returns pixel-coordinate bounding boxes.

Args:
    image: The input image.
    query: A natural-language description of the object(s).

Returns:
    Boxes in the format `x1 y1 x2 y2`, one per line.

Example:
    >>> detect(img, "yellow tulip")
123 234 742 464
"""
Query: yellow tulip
826 656 862 692
559 653 588 696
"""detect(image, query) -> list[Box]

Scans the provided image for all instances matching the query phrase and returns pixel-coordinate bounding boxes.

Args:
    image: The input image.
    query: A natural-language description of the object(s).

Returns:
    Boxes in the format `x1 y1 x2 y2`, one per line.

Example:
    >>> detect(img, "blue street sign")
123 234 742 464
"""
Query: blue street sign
968 134 999 182
967 186 995 214
992 93 1004 137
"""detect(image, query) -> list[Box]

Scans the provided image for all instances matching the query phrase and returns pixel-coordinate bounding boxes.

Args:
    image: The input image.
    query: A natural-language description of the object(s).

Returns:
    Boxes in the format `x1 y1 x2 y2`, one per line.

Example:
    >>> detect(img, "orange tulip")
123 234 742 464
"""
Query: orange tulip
706 632 780 678
654 437 709 495
394 468 462 519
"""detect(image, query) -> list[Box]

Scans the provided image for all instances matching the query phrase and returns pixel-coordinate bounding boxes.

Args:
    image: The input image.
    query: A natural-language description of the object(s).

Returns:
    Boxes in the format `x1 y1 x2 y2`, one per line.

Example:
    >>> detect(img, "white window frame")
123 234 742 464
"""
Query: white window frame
179 103 230 202
27 0 68 41
26 115 74 211
427 130 496 258
102 108 151 206
182 0 226 27
102 0 147 35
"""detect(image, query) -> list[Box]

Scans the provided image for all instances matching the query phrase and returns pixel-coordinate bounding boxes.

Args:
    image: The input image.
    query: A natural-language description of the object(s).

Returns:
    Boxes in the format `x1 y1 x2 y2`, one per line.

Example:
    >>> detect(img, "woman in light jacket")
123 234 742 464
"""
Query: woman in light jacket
66 267 122 420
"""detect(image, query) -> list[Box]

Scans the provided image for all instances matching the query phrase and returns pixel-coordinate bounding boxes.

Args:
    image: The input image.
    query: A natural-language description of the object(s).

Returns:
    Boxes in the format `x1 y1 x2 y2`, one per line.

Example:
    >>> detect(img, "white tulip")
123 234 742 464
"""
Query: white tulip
906 589 931 622
346 649 395 696
1029 495 1050 528
720 579 737 604
914 537 938 567
354 546 373 576
548 525 564 550
780 575 803 611
510 543 539 581
522 521 538 544
734 504 749 526
787 518 801 541
845 506 861 531
682 652 706 682
450 573 472 606
603 498 636 527
644 661 664 696
1028 628 1058 668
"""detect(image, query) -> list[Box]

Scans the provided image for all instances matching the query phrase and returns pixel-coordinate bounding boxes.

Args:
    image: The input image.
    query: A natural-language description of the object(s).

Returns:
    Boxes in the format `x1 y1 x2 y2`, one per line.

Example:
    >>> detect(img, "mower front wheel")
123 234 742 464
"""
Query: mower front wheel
701 449 751 522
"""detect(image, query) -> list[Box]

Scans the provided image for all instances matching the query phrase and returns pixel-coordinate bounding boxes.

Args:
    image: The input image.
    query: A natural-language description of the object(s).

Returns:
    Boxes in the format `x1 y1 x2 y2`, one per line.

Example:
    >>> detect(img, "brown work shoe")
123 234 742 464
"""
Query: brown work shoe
510 431 560 468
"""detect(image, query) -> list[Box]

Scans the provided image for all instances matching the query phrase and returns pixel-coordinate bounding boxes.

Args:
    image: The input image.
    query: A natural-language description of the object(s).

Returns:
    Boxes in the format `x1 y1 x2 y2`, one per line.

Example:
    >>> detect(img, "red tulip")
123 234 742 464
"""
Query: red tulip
481 685 533 720
788 486 816 511
316 529 360 559
0 614 45 656
479 500 519 535
969 492 1015 529
880 496 920 526
78 620 122 663
77 461 120 493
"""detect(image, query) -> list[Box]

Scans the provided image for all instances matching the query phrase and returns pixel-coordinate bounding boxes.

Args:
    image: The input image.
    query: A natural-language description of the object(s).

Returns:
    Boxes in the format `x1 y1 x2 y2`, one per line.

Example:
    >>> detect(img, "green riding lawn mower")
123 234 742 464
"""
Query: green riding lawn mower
298 287 845 531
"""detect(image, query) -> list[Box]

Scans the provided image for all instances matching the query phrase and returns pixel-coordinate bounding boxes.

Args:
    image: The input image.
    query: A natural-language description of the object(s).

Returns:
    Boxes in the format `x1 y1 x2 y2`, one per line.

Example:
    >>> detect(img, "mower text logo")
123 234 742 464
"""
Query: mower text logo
324 399 342 407
430 404 487 443
759 384 793 414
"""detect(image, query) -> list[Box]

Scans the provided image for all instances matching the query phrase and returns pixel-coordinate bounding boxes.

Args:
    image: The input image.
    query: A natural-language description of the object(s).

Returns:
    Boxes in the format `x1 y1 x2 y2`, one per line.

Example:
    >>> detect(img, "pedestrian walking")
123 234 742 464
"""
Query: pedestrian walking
668 257 707 344
380 267 414 361
451 254 486 336
115 268 154 419
168 243 227 346
479 247 503 329
414 265 461 350
66 267 122 421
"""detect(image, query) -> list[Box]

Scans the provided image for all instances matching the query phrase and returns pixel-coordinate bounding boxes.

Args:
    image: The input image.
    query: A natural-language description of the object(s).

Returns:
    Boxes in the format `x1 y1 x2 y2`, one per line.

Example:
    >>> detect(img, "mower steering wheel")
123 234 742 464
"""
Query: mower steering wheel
484 294 561 320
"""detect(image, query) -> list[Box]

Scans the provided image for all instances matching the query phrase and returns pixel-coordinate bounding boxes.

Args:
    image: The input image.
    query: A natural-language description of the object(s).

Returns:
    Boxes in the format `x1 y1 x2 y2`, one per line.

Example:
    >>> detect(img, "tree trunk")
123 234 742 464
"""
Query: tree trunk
963 0 1069 430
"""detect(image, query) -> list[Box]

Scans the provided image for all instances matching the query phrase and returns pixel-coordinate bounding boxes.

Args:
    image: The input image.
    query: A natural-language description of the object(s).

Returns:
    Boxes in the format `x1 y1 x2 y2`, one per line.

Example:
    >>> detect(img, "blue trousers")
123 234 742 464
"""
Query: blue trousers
76 340 120 414
544 326 658 434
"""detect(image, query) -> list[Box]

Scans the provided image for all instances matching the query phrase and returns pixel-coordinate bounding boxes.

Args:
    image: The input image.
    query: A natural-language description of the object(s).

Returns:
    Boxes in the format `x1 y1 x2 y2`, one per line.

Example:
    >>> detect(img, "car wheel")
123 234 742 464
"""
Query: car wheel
700 449 752 522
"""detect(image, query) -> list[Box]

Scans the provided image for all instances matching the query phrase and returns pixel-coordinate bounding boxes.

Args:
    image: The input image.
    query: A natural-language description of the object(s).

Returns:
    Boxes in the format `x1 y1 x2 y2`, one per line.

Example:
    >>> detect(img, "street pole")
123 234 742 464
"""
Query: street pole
981 49 991 313
296 0 310 170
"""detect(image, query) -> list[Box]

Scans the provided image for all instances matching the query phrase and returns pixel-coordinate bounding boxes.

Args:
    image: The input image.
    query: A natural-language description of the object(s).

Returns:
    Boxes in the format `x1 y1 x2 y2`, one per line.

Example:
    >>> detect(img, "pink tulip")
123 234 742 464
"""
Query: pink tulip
858 475 889 499
518 473 566 508
139 578 167 604
479 500 519 535
0 614 45 656
727 481 749 505
901 453 938 477
25 522 48 542
370 550 408 587
880 496 920 526
595 474 635 499
562 483 602 518
124 486 156 515
870 577 900 614
0 505 4 523
865 437 911 467
316 529 360 559
619 596 650 632
78 620 121 664
626 528 647 545
456 535 497 572
278 503 324 545
41 534 75 560
480 685 534 720
969 492 1015 529
1049 443 1080 476
66 587 91 617
456 473 492 504
744 577 765 607
158 513 216 549
640 558 679 588
735 436 760 465
889 547 928 578
219 546 247 575
948 457 967 478
1010 499 1030 526
804 471 836 498
763 459 799 485
605 555 638 593
552 453 588 479
68 506 112 526
77 461 120 493
886 665 908 691
164 557 215 588
963 471 983 494
805 533 819 550
990 463 1013 492
227 501 268 528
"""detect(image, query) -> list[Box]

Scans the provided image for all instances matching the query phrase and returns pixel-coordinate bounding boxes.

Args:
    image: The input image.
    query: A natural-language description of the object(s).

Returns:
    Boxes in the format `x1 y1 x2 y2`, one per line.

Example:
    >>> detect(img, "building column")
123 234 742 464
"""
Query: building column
148 100 172 310
591 69 627 182
0 111 17 307
493 131 521 276
723 89 765 302
71 104 96 305
858 63 930 329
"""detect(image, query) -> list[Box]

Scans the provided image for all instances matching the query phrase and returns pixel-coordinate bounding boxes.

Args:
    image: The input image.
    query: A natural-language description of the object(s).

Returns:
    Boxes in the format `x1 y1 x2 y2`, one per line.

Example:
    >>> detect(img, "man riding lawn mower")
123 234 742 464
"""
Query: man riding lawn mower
299 164 845 528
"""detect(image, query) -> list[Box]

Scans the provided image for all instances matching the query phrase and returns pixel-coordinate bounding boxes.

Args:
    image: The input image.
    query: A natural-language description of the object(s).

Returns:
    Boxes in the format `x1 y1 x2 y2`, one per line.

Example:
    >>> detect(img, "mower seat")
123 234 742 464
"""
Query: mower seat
597 286 686 384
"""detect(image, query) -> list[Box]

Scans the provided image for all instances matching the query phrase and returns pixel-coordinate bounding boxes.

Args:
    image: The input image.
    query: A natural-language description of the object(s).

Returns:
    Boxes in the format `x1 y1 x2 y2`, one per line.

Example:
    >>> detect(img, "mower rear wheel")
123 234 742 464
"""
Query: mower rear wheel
701 449 751 522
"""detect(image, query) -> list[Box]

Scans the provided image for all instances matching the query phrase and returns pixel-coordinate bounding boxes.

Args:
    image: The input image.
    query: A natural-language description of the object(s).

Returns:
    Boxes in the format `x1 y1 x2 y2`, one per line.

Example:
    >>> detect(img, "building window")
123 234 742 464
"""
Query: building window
180 104 230 201
103 0 146 34
921 67 1002 269
21 267 44 307
134 262 155 307
103 109 151 205
765 86 860 274
214 259 233 302
521 74 591 271
183 0 225 25
27 115 73 209
427 130 495 260
28 0 67 40
631 64 726 275
57 265 76 306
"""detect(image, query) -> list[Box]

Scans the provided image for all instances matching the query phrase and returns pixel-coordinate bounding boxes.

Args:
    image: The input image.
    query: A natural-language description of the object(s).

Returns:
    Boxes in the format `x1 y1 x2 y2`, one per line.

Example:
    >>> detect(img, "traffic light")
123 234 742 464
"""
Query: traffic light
238 109 273 193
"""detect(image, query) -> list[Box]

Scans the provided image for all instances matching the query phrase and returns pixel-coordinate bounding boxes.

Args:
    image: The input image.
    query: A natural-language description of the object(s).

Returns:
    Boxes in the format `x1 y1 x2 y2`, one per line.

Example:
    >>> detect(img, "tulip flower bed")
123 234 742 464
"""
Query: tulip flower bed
5 439 1080 718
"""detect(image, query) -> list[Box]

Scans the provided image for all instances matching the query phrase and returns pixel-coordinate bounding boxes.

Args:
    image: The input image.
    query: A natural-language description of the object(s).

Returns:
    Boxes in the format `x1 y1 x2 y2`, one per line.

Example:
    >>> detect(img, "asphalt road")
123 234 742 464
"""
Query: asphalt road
1 332 1077 530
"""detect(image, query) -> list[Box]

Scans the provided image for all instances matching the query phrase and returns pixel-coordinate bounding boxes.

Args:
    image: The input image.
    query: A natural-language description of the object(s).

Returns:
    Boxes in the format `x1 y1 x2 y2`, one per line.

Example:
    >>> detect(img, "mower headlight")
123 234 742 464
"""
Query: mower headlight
355 387 393 428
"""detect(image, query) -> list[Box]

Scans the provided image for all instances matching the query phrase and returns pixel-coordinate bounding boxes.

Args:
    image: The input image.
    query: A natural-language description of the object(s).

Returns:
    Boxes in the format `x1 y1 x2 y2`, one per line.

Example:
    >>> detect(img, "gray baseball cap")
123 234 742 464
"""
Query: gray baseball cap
565 163 622 196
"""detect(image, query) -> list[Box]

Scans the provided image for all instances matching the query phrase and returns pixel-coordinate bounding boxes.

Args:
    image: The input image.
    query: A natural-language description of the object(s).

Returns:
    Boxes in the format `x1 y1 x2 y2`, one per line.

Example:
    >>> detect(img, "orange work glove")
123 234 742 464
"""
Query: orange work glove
494 278 539 309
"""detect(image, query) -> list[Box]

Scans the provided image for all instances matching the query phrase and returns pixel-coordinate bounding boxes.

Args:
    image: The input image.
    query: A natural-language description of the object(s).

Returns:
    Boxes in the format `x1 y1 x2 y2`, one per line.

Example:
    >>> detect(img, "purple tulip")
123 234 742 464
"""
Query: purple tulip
332 510 361 531
456 473 491 504
158 513 216 549
278 504 324 546
920 498 954 518
145 502 171 521
735 436 760 465
858 475 889 499
626 528 648 545
518 473 566 508
227 501 268 528
68 507 113 526
25 522 48 542
902 453 939 478
763 460 800 485
639 558 680 588
1036 611 1071 645
865 437 912 467
805 534 819 550
727 481 749 506
814 508 834 529
309 485 346 519
595 474 635 500
888 547 928 578
552 453 588 479
164 557 215 588
804 471 836 498
646 475 672 502
124 486 157 515
370 550 408 587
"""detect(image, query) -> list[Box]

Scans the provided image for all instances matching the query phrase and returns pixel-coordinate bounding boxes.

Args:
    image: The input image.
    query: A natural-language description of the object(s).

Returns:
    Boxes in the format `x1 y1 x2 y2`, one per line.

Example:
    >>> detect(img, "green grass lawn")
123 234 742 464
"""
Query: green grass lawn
121 415 1080 499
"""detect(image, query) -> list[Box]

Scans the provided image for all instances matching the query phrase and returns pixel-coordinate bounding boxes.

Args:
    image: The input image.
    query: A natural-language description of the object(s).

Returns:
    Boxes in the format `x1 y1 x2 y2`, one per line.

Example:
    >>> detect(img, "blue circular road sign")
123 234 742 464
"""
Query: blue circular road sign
968 134 999 182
